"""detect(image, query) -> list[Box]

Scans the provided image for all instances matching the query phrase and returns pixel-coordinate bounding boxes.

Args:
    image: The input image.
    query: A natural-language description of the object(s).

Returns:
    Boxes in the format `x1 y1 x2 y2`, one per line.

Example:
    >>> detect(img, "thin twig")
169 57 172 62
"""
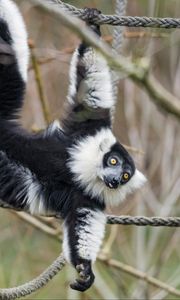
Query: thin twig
98 254 180 298
30 42 51 124
101 225 118 257
12 211 61 239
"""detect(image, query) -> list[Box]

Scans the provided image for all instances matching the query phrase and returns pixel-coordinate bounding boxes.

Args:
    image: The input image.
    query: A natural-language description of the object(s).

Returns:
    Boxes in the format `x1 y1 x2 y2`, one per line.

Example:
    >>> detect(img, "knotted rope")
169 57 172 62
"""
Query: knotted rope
48 0 180 28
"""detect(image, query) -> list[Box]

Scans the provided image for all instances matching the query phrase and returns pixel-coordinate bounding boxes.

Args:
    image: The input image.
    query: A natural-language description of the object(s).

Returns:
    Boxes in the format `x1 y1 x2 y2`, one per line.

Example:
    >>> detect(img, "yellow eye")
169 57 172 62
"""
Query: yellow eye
110 158 117 165
123 173 129 180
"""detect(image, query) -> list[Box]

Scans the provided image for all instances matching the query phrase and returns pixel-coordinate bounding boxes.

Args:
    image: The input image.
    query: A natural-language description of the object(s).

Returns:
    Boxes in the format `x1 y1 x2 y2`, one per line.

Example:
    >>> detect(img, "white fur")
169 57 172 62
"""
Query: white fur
67 47 115 110
68 128 146 206
16 168 45 215
67 48 79 105
62 224 71 263
98 169 146 206
68 128 116 195
0 0 29 81
25 177 45 215
63 209 106 263
80 49 114 109
76 209 106 262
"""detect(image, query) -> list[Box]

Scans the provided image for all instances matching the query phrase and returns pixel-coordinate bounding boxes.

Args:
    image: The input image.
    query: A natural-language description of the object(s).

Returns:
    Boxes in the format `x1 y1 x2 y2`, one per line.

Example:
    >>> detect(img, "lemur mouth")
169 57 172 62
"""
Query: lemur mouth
104 177 120 189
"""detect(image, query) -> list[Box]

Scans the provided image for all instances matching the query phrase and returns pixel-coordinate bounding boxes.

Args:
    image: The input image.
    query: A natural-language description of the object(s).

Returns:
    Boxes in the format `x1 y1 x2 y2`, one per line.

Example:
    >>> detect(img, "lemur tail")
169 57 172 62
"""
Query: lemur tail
0 0 29 120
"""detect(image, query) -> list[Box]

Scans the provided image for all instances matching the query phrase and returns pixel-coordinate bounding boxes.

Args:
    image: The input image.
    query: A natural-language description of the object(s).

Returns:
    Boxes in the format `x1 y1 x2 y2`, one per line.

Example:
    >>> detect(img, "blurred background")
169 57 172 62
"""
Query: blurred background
0 0 179 299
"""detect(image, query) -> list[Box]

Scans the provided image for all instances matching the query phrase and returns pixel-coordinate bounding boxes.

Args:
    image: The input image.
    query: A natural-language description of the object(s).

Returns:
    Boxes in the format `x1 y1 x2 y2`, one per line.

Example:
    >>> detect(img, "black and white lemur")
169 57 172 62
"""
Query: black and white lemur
0 0 146 292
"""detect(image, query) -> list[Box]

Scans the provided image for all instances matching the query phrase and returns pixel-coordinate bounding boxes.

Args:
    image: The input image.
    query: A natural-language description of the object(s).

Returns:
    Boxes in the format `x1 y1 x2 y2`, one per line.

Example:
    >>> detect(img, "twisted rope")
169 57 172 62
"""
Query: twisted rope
0 255 65 300
113 0 127 52
107 215 180 227
112 0 127 111
0 214 179 299
48 0 180 29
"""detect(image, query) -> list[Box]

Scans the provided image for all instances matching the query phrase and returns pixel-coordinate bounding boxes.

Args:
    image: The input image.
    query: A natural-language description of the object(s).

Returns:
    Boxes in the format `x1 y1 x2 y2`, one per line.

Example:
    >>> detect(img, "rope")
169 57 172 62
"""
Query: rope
113 0 127 52
112 0 127 111
0 214 179 300
0 255 65 300
107 215 180 227
48 0 180 29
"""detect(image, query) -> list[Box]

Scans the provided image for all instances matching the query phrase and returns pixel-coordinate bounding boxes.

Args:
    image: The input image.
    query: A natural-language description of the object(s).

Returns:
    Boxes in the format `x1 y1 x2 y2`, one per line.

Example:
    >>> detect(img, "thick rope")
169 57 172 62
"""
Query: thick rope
112 0 127 111
48 0 180 29
0 255 65 300
107 215 180 227
113 0 127 52
0 203 179 227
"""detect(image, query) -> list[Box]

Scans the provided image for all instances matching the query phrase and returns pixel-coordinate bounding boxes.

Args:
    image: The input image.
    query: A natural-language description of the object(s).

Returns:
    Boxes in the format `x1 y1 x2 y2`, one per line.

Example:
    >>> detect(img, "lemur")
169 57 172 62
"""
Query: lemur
0 0 146 292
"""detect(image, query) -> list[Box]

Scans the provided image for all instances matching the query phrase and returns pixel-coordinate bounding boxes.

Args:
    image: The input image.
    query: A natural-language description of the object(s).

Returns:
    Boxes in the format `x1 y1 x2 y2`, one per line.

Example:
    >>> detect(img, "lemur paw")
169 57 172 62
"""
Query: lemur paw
70 262 95 292
83 8 101 36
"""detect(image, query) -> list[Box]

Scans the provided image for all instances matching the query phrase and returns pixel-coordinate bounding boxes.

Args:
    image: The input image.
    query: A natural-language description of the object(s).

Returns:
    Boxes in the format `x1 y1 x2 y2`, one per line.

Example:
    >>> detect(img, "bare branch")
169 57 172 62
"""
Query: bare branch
99 254 180 298
30 42 51 124
31 0 180 121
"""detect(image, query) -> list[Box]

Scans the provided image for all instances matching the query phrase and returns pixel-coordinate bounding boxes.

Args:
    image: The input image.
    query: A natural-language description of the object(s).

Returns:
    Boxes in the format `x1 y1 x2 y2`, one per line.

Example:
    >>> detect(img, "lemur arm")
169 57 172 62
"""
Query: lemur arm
63 205 106 291
63 9 115 134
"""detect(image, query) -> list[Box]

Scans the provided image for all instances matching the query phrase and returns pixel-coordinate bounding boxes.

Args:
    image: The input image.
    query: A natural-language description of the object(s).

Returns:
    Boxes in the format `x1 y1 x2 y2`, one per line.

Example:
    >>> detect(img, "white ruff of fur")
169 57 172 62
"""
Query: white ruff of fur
0 0 29 81
68 128 146 206
68 128 116 198
63 209 106 263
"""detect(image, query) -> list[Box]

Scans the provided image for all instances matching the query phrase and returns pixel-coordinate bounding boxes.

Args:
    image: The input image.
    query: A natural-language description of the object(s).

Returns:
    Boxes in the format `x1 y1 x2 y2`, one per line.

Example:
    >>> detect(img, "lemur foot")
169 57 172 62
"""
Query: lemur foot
70 261 95 292
84 7 101 22
83 8 101 36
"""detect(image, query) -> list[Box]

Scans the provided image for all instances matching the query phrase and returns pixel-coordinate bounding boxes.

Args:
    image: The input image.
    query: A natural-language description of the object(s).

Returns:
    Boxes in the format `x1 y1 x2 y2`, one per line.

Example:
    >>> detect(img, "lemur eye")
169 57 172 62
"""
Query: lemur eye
123 172 129 180
110 158 117 165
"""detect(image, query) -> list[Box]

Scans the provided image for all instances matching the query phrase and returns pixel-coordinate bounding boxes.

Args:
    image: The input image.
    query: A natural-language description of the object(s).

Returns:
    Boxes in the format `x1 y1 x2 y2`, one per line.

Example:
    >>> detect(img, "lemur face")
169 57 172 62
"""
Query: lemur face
101 143 135 189
68 128 146 205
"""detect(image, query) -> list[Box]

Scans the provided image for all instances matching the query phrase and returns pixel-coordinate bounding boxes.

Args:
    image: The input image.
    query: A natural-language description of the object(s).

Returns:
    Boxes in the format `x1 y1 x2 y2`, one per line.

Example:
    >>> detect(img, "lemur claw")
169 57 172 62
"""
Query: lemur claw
70 262 95 292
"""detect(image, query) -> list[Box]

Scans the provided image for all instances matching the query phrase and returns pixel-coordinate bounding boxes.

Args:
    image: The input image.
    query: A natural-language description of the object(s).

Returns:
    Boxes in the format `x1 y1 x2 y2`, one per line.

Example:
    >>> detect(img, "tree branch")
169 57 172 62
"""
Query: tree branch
31 0 180 121
98 254 180 298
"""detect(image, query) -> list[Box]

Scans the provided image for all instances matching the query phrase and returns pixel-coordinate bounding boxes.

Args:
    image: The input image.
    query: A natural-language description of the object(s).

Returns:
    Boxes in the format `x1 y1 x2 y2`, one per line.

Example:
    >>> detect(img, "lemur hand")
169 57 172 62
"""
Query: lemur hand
70 260 95 292
84 8 101 36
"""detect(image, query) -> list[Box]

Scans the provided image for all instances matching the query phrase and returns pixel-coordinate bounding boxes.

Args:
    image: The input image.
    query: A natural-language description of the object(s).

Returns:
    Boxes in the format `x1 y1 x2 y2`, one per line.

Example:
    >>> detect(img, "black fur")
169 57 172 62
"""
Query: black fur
0 18 25 120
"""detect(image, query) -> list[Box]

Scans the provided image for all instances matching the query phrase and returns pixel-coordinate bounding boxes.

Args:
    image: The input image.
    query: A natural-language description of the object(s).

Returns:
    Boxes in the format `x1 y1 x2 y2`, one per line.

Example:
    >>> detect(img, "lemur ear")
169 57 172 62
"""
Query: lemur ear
99 139 110 152
131 169 147 189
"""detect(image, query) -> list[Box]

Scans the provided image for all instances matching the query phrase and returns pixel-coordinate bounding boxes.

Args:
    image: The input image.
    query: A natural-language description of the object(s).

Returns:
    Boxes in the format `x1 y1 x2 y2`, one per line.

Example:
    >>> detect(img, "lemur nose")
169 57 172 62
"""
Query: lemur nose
112 177 120 188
